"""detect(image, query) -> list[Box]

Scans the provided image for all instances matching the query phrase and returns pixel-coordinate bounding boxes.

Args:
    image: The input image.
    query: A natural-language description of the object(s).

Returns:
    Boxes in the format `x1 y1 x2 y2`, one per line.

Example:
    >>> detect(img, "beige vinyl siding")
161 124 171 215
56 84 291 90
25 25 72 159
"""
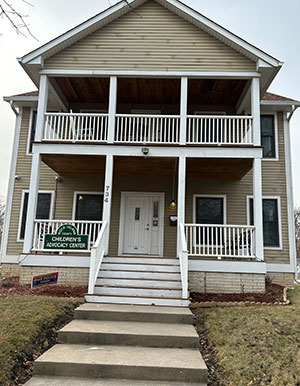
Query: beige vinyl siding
44 1 256 72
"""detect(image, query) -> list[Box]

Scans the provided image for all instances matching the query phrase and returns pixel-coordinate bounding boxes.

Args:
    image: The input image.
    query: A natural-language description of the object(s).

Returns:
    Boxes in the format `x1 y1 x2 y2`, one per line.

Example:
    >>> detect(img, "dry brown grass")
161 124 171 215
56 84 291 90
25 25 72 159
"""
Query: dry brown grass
194 284 300 386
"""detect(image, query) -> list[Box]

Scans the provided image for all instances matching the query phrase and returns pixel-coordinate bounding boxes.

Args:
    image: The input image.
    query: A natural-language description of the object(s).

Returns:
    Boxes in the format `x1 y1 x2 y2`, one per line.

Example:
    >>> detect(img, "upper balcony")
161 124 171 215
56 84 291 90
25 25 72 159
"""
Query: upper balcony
36 75 261 149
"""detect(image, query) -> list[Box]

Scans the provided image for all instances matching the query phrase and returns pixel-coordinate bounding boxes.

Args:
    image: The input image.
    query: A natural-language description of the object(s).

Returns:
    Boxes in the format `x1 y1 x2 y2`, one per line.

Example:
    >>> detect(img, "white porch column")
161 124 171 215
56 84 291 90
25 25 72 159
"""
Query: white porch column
107 76 117 143
35 75 49 141
251 77 261 146
102 155 114 254
180 77 188 145
23 153 41 253
177 156 186 255
253 157 264 261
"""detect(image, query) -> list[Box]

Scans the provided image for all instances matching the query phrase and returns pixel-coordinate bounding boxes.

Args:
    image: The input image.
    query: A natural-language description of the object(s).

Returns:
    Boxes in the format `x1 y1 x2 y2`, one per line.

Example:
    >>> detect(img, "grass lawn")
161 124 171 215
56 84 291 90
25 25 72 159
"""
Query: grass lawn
194 284 300 386
0 295 82 386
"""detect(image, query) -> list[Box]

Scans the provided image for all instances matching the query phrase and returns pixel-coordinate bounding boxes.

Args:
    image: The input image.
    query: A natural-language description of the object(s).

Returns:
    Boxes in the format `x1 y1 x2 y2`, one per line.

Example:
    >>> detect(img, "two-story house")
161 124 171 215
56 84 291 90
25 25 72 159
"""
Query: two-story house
1 0 299 306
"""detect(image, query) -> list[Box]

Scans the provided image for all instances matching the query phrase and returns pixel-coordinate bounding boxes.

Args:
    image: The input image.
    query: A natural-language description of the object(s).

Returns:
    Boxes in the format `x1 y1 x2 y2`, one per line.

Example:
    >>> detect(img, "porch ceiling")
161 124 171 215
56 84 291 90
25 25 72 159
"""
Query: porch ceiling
53 77 247 107
42 155 252 179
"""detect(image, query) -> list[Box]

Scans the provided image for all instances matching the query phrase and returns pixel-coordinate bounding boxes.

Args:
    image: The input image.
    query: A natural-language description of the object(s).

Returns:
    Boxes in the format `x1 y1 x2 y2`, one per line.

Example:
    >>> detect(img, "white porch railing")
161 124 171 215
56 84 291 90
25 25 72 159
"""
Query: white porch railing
185 224 255 259
43 113 108 142
115 114 180 144
32 220 103 252
179 224 189 299
88 220 108 294
187 115 253 145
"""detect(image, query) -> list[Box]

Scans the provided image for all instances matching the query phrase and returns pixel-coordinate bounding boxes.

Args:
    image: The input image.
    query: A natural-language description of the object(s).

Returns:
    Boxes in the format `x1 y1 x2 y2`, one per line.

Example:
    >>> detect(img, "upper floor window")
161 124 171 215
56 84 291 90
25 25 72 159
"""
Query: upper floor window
261 115 276 159
28 110 37 154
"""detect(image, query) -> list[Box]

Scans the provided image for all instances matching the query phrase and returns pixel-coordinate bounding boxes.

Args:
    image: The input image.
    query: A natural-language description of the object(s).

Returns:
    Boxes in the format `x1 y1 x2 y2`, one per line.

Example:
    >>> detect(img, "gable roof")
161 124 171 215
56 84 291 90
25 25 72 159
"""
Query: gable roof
19 0 282 68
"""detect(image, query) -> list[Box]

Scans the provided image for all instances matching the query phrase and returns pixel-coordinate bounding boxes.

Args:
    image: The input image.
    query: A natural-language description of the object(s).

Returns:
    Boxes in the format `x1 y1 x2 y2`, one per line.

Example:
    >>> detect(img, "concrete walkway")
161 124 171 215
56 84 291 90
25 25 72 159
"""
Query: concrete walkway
25 304 207 385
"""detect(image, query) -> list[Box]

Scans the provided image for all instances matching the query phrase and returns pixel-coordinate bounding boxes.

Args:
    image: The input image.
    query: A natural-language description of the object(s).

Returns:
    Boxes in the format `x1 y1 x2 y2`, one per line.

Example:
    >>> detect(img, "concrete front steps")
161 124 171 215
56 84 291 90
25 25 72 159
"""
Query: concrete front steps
87 256 189 307
26 303 207 385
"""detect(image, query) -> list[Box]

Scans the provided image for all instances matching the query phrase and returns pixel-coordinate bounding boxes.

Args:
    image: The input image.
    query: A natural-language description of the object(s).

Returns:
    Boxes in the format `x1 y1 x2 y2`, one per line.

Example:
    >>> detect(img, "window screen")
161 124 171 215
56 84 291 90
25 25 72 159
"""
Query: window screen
28 111 37 154
249 198 280 247
75 194 103 221
261 115 275 158
195 197 224 224
20 192 52 240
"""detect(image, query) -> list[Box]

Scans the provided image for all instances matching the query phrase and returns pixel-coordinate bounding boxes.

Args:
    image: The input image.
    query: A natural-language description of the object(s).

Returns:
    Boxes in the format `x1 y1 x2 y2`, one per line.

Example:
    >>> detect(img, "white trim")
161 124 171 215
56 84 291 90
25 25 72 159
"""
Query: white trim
283 113 297 274
80 109 108 113
19 254 90 267
118 192 165 257
177 156 186 254
180 78 188 145
33 143 263 159
72 191 104 221
251 77 261 146
39 69 261 79
35 75 48 142
246 195 283 250
102 155 114 254
189 260 266 274
261 100 300 107
17 190 55 242
193 194 227 224
261 112 279 161
107 76 117 143
194 111 226 115
266 263 295 273
0 109 23 262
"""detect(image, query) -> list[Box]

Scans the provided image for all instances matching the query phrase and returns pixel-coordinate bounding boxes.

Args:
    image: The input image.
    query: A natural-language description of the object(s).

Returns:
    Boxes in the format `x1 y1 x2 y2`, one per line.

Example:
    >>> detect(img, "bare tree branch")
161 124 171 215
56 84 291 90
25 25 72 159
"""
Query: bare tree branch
0 0 37 40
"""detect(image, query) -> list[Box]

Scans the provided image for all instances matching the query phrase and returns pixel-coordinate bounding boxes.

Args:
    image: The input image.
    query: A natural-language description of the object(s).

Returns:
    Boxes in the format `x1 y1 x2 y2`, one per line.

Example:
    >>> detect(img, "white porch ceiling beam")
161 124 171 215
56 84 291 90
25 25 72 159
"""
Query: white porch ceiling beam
39 69 261 79
33 143 263 159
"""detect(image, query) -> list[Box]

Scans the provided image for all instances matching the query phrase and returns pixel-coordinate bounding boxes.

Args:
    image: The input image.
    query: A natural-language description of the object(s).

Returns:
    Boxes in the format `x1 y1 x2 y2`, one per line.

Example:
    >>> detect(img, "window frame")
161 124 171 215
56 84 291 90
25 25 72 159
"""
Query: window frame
246 195 282 250
261 112 279 161
26 108 37 156
193 194 227 225
72 191 104 221
17 190 55 242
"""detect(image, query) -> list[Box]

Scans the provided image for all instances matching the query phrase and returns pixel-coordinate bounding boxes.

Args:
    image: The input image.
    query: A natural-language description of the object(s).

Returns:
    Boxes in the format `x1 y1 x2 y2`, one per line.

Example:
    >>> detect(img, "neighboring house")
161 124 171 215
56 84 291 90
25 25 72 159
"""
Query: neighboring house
1 0 299 305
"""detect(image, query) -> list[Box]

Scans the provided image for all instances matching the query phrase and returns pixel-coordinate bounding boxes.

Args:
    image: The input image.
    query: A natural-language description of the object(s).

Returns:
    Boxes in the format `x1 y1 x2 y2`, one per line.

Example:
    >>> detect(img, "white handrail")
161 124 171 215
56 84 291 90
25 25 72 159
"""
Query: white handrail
32 219 102 252
179 223 189 299
43 112 108 142
88 221 108 295
185 224 255 259
187 115 253 145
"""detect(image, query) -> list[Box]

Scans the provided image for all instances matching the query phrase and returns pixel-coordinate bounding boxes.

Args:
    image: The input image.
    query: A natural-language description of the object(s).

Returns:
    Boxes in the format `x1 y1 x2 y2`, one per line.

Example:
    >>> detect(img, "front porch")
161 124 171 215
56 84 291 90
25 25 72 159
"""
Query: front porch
21 153 265 299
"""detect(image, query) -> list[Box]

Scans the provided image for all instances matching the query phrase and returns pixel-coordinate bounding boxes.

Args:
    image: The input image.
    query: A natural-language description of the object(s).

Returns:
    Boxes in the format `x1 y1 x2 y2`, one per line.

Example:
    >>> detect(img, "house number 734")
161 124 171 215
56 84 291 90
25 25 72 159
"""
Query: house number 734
104 185 110 203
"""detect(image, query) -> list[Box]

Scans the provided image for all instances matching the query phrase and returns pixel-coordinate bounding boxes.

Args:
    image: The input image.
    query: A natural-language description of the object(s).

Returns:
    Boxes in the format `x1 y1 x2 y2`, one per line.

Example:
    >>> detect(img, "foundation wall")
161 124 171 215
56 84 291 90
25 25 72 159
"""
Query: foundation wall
189 271 266 293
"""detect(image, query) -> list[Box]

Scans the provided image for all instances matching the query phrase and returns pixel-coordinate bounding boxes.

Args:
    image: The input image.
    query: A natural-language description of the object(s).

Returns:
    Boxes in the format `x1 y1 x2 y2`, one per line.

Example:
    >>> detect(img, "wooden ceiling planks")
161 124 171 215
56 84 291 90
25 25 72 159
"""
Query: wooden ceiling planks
42 154 252 180
54 77 246 107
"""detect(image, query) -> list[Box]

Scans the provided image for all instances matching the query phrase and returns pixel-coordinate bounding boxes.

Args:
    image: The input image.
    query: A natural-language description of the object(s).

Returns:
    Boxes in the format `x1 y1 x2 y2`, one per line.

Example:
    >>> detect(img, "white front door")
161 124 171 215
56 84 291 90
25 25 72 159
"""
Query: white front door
120 193 164 256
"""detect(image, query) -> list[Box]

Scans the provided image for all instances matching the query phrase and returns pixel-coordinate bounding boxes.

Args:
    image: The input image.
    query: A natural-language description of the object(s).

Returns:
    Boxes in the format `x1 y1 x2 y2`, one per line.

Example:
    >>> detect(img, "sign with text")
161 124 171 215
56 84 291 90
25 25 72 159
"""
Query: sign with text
43 224 89 250
32 272 59 288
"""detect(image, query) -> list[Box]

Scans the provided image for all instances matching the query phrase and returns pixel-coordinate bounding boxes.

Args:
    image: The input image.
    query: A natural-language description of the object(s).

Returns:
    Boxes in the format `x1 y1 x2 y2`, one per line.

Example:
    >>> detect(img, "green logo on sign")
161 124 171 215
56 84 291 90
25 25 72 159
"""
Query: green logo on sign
44 224 89 250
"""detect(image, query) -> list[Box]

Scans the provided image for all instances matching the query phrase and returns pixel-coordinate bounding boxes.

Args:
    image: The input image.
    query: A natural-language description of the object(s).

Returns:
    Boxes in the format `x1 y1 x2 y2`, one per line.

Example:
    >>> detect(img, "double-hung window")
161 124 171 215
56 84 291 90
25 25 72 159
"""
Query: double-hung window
194 196 225 245
248 197 281 248
18 191 53 241
261 115 276 159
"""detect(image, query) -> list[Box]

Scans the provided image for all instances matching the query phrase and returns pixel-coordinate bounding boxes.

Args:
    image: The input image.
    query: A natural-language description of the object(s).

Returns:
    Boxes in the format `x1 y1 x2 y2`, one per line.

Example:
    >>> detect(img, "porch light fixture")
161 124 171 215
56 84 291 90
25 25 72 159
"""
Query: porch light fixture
79 195 84 201
170 199 177 208
141 147 149 155
55 176 62 182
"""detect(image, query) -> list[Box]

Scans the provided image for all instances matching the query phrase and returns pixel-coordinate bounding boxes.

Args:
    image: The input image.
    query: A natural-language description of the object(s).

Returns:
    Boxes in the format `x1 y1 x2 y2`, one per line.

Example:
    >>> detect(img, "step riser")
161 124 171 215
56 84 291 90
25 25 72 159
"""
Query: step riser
34 363 207 383
101 264 180 273
74 309 194 324
58 332 199 348
99 271 181 280
94 287 182 297
104 258 179 265
85 295 190 307
95 278 182 289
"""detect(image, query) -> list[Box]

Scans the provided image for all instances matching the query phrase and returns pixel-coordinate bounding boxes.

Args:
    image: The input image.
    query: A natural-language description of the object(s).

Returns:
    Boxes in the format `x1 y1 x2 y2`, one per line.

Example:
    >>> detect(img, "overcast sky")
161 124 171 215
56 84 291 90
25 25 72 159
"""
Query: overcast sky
1 0 300 204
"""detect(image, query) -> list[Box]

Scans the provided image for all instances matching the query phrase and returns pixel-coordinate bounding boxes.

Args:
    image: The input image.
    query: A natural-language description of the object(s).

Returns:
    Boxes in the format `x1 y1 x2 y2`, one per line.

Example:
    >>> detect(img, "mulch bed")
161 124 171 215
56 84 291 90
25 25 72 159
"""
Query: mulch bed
190 283 285 304
0 276 87 298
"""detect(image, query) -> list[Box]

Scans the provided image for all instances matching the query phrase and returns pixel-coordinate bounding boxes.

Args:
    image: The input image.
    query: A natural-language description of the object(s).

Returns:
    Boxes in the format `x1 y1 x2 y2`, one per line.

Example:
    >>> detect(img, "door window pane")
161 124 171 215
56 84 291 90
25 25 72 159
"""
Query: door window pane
20 192 52 240
261 115 275 158
75 194 103 221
